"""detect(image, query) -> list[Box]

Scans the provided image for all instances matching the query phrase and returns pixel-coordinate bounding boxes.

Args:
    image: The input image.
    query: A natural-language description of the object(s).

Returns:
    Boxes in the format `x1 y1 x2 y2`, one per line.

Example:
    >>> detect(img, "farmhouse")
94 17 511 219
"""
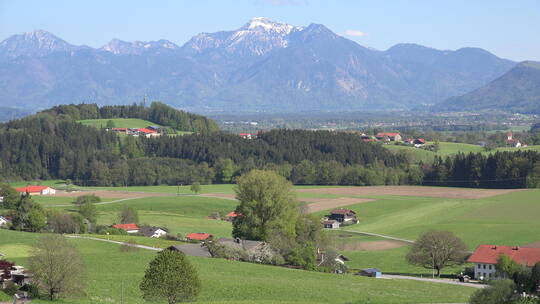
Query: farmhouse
467 245 540 279
167 244 212 258
112 223 140 233
239 133 255 139
217 238 276 262
139 226 167 238
0 261 32 287
186 232 213 242
322 220 340 229
15 185 56 195
376 132 402 142
136 128 159 137
328 209 358 224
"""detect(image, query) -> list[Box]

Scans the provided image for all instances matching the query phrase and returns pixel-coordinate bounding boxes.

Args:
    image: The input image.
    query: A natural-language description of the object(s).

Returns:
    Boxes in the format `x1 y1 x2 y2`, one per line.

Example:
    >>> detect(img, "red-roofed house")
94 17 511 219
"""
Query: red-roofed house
186 233 213 242
239 133 255 139
376 132 402 142
468 245 540 279
112 223 140 233
15 185 56 196
137 128 159 138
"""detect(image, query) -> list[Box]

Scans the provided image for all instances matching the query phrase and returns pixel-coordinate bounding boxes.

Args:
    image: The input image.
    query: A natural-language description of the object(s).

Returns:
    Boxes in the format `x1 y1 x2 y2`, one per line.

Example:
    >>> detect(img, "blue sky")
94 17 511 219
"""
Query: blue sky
1 0 539 61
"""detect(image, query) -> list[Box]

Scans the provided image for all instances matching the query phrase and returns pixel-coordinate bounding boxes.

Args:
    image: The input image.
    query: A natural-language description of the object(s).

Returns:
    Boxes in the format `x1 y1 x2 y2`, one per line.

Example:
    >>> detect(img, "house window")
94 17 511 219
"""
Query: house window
478 264 481 268
483 264 486 269
489 265 492 270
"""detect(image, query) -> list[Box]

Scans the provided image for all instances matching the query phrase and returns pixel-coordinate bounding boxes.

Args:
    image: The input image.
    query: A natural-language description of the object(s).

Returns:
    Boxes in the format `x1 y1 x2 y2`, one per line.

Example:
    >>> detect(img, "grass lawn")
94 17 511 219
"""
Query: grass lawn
0 230 476 304
384 144 436 163
78 118 159 129
85 184 236 195
341 190 540 247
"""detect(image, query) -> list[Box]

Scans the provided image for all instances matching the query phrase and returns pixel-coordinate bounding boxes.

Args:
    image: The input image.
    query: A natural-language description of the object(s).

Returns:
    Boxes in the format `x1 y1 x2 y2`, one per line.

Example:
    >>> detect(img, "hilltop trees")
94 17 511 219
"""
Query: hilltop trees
140 250 201 304
29 235 86 300
406 231 468 277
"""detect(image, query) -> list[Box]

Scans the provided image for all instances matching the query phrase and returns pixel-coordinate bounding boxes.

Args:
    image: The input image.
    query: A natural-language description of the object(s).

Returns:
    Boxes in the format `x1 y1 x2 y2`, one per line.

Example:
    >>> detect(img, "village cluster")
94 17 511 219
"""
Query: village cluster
108 126 161 137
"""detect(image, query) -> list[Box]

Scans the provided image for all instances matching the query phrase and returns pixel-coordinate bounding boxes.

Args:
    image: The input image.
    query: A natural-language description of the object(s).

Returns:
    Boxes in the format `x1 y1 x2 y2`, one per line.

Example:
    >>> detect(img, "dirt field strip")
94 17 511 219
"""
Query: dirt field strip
300 197 375 213
297 186 525 199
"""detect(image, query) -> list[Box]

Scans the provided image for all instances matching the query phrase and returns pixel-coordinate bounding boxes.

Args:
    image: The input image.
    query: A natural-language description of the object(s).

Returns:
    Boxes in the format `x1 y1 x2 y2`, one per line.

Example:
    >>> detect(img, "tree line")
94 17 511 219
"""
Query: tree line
422 151 540 188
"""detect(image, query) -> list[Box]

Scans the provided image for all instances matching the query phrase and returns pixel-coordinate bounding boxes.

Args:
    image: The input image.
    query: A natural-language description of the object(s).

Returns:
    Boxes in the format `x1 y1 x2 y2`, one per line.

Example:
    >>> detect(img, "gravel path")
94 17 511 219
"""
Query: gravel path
381 274 486 289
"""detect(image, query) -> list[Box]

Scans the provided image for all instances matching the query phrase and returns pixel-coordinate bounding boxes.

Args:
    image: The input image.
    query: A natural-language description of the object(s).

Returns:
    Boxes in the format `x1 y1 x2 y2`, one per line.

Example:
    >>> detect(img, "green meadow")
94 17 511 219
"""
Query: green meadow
0 229 476 304
78 118 158 129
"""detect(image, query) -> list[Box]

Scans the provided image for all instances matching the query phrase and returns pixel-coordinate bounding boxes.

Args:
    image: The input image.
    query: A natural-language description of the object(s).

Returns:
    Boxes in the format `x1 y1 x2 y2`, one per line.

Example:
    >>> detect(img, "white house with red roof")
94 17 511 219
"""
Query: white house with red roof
375 132 402 142
136 128 159 138
112 223 140 233
468 245 540 280
15 185 56 195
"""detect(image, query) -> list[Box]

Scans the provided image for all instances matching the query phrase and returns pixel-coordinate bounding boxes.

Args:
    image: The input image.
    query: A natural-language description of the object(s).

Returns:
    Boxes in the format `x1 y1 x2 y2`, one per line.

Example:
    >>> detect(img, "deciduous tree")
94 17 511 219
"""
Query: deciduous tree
406 231 468 277
118 205 139 224
232 170 297 241
140 250 201 304
28 235 85 300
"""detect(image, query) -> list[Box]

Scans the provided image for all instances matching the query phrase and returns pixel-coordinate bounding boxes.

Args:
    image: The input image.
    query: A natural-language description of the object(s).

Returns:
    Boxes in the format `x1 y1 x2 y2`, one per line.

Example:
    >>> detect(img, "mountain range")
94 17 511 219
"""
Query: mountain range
0 18 520 112
438 61 540 114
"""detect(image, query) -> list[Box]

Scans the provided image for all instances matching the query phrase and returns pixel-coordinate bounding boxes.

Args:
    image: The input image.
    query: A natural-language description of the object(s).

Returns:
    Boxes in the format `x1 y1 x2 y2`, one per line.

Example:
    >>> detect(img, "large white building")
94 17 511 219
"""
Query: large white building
468 245 540 280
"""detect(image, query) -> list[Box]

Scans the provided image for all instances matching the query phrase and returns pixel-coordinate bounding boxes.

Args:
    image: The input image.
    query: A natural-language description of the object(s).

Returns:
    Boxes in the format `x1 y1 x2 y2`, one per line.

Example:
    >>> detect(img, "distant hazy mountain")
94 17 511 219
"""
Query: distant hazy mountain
0 18 516 112
438 61 540 113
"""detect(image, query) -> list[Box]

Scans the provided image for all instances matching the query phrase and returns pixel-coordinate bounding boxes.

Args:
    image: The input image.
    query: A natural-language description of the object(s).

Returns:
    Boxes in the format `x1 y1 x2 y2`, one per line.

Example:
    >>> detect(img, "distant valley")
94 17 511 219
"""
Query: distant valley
0 18 524 113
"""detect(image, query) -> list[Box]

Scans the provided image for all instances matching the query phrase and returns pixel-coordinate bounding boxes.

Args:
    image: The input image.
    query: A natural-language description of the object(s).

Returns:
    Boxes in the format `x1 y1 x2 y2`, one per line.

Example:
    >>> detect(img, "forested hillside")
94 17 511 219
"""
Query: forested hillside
0 107 414 186
1 105 539 188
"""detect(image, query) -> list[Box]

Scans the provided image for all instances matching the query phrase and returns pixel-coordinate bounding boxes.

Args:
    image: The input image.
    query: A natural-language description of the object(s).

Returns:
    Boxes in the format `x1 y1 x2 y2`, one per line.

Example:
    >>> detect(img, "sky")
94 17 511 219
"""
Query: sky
1 0 539 61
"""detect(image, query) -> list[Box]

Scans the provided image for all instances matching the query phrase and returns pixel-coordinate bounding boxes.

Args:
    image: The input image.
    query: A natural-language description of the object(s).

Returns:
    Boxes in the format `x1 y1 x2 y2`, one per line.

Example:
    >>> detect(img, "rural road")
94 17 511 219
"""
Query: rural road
65 235 162 251
49 197 141 207
381 274 486 289
341 230 415 243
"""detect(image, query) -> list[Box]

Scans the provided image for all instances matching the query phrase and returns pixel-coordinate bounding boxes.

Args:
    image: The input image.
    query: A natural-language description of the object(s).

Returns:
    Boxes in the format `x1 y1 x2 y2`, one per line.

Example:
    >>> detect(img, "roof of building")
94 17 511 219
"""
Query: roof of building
468 245 540 267
139 226 166 237
376 132 400 137
217 238 263 251
330 209 356 215
111 128 128 131
415 138 426 143
167 244 212 258
226 212 239 217
112 223 139 231
137 128 157 134
323 220 338 225
15 185 51 193
186 233 212 241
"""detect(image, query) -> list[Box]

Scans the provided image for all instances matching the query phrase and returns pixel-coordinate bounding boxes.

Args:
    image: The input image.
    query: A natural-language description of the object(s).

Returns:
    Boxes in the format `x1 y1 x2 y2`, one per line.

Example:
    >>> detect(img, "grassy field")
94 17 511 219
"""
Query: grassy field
0 229 476 304
78 118 158 129
384 141 540 163
340 190 540 247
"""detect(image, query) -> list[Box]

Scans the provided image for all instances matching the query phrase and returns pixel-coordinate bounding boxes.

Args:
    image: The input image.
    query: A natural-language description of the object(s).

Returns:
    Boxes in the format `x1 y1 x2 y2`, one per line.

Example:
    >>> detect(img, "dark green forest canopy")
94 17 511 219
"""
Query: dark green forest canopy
41 102 219 133
1 105 539 188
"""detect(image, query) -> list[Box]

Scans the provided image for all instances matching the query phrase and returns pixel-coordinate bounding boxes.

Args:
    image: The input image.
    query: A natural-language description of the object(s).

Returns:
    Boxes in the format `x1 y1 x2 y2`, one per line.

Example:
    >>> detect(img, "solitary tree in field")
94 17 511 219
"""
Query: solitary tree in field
233 170 297 241
190 182 201 194
28 235 86 300
118 205 139 224
140 250 201 304
406 231 468 277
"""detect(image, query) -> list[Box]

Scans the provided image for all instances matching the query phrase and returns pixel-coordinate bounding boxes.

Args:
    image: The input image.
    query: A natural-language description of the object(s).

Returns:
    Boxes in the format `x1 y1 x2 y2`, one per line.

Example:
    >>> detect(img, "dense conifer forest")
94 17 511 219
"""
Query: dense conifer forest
0 104 539 188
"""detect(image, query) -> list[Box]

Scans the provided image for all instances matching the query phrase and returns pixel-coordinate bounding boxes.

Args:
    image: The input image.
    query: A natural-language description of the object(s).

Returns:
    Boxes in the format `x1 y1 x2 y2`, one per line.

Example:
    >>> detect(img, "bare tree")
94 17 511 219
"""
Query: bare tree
406 230 468 277
28 235 86 300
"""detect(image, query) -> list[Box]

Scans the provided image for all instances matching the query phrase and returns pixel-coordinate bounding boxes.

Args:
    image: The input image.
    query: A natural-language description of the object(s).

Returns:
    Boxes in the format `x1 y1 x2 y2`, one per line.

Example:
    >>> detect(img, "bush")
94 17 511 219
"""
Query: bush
2 281 19 296
469 279 516 304
120 239 139 252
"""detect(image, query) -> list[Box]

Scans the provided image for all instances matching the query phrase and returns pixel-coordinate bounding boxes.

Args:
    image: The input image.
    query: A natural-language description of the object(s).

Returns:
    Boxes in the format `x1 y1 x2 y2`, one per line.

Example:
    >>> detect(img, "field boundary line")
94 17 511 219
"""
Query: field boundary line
381 274 486 289
341 230 415 244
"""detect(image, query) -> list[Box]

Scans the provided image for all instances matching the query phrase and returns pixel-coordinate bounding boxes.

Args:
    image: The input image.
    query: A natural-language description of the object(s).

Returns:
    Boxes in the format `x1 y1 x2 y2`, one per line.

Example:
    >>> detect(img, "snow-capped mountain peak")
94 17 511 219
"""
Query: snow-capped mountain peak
100 39 179 55
241 17 299 34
